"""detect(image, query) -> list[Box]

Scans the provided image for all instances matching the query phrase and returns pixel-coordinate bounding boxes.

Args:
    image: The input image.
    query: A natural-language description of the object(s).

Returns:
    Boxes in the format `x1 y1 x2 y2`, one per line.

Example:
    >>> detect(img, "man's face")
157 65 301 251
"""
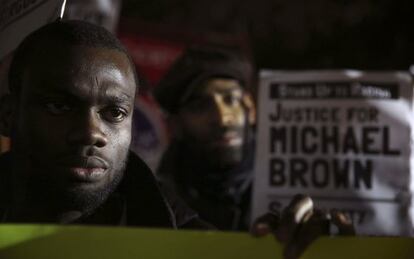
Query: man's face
177 78 246 170
13 44 136 211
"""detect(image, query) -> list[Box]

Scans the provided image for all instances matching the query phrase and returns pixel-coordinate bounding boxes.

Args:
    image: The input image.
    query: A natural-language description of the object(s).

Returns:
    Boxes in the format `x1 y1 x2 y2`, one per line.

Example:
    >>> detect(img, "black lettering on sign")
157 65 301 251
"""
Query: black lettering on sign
354 160 372 189
302 127 318 154
269 158 285 186
333 159 349 188
291 126 298 154
342 127 359 153
321 126 339 153
269 158 373 190
270 127 287 153
383 126 400 155
290 158 308 187
270 82 398 99
347 107 379 123
270 126 401 156
269 102 282 122
311 159 330 188
269 103 341 123
362 127 380 154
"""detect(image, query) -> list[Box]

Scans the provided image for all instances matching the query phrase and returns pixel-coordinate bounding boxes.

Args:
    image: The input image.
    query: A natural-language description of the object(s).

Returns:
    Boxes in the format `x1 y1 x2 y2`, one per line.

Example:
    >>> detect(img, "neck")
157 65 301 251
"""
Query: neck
178 146 238 187
8 157 90 224
7 197 84 224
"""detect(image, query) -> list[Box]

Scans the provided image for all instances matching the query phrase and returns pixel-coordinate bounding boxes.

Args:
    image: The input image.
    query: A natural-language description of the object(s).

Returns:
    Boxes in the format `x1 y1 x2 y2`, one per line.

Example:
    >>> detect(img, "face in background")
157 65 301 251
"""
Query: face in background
13 43 136 212
177 78 247 170
64 0 122 33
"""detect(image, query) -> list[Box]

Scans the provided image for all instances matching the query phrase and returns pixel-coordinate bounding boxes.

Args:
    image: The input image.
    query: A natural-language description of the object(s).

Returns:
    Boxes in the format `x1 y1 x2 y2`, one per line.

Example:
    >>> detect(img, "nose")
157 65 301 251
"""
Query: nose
211 95 235 127
67 110 108 148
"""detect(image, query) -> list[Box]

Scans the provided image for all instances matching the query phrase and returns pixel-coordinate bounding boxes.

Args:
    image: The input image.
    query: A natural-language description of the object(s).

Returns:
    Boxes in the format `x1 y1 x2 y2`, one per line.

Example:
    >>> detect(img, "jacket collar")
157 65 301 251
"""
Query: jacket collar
0 151 177 228
119 152 177 228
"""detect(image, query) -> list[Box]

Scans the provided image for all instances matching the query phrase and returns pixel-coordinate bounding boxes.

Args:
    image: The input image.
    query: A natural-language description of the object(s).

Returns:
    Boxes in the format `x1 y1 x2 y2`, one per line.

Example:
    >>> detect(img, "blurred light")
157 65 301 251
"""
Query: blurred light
344 70 363 78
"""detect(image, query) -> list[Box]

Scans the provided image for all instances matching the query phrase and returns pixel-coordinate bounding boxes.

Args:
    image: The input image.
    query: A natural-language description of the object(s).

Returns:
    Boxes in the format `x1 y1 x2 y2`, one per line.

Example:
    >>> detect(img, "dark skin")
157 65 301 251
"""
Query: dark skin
6 43 136 223
0 40 352 258
175 78 247 171
252 195 355 259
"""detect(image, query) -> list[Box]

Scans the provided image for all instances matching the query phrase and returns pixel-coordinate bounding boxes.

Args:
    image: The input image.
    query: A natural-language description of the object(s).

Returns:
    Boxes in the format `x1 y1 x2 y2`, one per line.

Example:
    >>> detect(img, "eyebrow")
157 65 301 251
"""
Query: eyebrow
203 87 243 96
219 88 243 94
102 93 133 104
31 88 74 99
31 88 133 104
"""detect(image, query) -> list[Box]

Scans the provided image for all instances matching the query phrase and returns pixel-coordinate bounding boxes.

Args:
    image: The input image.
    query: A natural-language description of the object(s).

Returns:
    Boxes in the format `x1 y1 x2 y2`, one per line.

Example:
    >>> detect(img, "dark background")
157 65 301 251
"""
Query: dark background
121 0 414 70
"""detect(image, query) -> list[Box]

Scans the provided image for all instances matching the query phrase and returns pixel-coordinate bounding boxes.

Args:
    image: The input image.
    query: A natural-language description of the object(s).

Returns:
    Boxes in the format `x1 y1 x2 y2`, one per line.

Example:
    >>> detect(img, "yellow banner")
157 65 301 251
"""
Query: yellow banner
0 225 413 259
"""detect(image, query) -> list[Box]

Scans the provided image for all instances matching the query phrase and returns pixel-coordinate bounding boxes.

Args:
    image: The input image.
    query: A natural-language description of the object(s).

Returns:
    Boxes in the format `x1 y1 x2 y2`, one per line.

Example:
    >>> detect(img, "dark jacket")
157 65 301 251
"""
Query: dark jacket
157 140 254 231
0 151 212 229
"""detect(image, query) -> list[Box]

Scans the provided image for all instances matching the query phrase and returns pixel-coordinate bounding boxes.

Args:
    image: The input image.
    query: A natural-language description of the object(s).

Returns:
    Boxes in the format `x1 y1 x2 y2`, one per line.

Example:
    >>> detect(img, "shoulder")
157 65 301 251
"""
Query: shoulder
158 183 215 230
123 151 214 230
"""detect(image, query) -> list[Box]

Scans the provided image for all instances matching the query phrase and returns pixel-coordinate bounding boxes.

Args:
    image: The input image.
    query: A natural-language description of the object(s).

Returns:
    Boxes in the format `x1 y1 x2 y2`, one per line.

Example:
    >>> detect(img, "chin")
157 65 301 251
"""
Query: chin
63 170 123 213
63 183 112 213
209 146 243 170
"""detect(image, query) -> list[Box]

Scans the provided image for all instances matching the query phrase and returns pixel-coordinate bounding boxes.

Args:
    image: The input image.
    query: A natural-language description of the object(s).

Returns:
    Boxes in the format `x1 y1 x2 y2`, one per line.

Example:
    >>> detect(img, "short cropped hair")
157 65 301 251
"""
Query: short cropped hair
9 20 138 94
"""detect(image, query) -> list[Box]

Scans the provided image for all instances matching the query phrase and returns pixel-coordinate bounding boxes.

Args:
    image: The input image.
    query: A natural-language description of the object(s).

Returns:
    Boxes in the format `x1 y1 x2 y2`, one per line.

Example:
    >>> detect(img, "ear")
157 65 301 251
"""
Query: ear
242 92 256 126
0 93 14 137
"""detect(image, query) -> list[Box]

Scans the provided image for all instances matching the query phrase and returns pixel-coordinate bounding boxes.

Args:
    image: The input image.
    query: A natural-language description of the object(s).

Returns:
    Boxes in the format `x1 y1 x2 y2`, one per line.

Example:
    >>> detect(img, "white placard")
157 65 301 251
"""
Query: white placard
252 70 414 236
0 0 66 60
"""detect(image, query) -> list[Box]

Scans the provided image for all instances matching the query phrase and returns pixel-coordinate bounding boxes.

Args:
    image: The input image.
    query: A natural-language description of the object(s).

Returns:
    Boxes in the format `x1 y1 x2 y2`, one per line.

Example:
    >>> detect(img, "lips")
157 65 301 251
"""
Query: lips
211 131 243 147
66 167 107 182
56 156 109 182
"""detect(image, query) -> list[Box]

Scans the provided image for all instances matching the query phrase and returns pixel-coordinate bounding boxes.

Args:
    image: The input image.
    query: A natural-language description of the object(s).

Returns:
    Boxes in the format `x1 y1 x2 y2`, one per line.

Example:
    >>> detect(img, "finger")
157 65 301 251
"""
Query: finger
251 211 280 237
276 194 314 243
251 222 271 237
331 210 356 236
284 210 330 259
290 195 313 224
305 209 331 234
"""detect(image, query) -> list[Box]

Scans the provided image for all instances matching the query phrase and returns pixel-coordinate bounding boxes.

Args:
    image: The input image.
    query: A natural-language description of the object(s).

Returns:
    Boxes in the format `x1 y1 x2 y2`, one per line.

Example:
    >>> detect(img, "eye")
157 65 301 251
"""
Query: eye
44 102 72 115
100 107 128 123
184 97 212 113
223 93 242 106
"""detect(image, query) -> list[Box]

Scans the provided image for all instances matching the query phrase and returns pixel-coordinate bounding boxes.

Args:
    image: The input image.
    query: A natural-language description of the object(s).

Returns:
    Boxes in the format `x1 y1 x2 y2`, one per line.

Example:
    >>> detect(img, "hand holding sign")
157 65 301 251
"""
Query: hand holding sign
251 194 355 259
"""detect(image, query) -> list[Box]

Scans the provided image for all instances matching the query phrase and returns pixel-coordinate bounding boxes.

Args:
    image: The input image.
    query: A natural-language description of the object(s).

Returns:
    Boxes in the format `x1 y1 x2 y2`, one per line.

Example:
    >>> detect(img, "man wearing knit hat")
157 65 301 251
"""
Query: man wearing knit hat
154 46 256 230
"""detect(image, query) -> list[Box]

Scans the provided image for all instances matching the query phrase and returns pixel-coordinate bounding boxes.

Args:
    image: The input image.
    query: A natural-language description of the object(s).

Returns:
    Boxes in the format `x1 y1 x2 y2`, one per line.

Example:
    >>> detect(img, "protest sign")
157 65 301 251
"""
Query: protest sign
0 224 282 259
0 0 66 60
252 70 414 236
0 224 413 259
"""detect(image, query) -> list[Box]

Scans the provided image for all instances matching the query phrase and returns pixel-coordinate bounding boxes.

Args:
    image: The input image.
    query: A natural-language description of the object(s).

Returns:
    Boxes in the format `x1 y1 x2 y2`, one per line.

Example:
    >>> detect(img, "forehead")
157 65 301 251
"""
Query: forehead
200 78 243 95
22 44 136 97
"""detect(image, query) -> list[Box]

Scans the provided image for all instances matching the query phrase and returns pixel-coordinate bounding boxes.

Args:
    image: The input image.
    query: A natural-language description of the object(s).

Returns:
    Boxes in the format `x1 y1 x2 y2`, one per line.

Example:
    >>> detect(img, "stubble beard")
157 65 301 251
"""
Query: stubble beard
182 139 243 172
24 154 128 217
62 159 127 215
